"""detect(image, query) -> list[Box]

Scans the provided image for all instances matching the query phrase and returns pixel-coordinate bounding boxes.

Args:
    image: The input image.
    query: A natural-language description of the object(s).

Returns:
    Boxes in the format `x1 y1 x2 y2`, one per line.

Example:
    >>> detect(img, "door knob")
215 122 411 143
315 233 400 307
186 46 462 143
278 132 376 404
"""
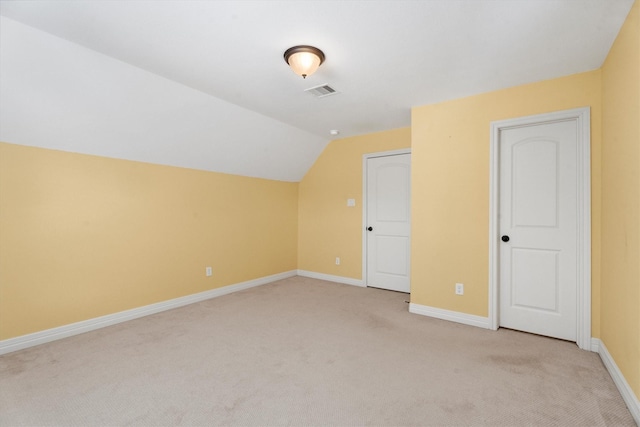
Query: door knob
367 226 373 231
501 235 510 242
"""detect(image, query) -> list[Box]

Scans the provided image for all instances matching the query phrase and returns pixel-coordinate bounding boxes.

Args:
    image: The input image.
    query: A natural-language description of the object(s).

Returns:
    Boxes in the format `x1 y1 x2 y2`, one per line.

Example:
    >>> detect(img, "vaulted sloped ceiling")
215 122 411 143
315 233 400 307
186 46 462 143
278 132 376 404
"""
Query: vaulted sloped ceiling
0 0 634 182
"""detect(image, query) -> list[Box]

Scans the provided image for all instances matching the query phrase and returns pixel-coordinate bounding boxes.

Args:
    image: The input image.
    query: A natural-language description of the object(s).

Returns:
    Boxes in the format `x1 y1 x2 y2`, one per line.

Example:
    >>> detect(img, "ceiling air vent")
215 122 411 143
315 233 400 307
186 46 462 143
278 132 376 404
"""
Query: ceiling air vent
305 84 338 98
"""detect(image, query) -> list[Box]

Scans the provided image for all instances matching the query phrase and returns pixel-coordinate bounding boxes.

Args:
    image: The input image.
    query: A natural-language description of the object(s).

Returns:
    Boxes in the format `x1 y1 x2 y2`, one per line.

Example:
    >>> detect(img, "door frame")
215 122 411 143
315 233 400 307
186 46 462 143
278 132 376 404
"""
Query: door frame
488 107 591 350
362 148 412 287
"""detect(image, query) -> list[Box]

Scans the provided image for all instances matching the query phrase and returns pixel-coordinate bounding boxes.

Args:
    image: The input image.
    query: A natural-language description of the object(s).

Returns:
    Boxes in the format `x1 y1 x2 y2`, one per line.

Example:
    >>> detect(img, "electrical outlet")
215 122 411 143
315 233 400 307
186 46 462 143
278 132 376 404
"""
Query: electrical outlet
206 267 212 277
335 257 341 265
455 283 464 295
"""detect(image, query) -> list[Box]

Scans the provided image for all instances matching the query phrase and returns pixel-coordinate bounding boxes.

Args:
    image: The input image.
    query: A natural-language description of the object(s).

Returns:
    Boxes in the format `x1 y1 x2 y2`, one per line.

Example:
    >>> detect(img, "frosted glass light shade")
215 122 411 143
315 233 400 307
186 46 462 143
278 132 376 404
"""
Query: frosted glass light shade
284 46 325 79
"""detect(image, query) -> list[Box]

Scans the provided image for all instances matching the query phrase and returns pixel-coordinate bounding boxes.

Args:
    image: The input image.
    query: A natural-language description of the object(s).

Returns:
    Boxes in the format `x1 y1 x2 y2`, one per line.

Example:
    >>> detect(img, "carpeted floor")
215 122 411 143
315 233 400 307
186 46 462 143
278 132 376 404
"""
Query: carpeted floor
0 276 635 426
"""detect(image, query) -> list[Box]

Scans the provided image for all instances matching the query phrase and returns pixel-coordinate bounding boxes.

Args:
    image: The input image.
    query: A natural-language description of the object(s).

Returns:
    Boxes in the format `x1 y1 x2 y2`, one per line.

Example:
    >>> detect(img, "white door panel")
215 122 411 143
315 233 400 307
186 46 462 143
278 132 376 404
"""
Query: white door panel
511 248 559 312
499 120 577 341
512 139 559 227
366 154 411 293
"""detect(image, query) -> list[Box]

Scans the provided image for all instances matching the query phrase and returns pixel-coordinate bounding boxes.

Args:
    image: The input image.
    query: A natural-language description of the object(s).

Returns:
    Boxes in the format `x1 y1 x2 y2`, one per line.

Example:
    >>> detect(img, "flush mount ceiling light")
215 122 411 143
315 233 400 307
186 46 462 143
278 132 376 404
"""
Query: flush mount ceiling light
284 45 325 79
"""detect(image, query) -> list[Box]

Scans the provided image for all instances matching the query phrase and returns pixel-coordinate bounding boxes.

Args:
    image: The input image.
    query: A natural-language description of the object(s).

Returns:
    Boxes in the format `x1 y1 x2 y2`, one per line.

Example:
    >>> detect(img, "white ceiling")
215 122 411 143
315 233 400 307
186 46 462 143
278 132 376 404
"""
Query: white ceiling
0 0 634 181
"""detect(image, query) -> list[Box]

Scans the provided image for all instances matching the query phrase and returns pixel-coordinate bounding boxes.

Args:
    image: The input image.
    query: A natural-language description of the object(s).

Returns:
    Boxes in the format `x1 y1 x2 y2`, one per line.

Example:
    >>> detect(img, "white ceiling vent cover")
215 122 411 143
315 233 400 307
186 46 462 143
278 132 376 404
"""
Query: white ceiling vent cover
305 84 338 98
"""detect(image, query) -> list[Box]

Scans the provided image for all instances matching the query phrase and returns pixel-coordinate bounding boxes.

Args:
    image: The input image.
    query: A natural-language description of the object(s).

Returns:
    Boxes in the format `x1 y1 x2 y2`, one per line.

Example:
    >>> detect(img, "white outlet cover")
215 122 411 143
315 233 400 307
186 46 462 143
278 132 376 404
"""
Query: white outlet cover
347 199 356 207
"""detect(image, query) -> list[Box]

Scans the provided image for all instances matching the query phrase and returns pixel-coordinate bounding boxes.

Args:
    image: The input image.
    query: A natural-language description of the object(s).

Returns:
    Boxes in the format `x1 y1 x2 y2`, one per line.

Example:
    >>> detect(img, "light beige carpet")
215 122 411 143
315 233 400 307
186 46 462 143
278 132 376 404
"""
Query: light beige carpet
0 276 634 426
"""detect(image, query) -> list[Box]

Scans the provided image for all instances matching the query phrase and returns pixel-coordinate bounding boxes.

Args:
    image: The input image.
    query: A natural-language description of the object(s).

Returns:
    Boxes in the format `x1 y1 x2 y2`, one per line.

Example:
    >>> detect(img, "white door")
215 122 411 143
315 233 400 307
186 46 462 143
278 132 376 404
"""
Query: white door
499 120 578 341
366 153 411 293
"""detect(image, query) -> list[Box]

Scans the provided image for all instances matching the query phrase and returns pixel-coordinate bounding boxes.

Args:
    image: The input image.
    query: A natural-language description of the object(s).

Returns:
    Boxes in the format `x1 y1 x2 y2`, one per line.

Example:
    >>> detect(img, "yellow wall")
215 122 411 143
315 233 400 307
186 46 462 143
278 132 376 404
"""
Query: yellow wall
410 71 602 320
601 0 640 398
0 142 299 340
298 128 411 279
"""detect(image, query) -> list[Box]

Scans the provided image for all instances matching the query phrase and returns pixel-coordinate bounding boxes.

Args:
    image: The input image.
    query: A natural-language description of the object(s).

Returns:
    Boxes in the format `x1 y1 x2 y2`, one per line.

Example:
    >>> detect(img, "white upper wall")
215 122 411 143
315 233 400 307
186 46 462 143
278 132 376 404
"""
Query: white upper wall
0 1 633 181
0 17 329 182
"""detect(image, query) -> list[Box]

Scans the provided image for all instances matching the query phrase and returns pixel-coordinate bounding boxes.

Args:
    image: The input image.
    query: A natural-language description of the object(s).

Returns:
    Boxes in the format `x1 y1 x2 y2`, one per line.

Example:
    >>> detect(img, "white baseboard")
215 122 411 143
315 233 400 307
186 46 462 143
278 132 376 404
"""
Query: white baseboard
297 270 365 287
0 270 297 356
592 338 640 425
409 303 491 329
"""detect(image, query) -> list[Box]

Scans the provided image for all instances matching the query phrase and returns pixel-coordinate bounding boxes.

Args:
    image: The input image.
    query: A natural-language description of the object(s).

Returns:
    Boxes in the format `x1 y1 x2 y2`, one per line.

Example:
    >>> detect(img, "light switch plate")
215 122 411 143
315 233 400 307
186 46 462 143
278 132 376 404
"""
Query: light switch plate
347 198 356 207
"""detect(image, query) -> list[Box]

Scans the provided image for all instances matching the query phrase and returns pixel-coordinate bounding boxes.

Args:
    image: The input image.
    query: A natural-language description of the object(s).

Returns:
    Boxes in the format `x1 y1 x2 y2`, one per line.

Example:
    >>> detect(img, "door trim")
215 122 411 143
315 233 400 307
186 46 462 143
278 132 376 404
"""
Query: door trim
362 148 412 287
488 107 591 350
